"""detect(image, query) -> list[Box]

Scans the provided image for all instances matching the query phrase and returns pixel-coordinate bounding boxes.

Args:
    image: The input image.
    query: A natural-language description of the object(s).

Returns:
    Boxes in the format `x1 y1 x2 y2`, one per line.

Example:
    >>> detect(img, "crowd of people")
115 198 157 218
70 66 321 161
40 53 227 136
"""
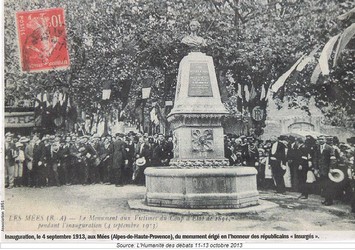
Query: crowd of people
4 131 173 188
224 133 355 212
4 130 355 212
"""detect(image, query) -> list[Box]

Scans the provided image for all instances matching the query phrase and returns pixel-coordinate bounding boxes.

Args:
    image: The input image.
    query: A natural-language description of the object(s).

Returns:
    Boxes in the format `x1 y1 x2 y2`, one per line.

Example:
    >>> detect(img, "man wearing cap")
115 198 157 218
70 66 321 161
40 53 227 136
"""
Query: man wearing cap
269 136 287 194
313 135 336 205
5 133 16 188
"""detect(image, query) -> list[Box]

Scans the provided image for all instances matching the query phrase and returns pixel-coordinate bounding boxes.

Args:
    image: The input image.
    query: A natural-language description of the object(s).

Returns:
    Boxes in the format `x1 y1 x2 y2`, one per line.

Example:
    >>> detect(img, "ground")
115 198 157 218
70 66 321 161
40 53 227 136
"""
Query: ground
3 184 355 238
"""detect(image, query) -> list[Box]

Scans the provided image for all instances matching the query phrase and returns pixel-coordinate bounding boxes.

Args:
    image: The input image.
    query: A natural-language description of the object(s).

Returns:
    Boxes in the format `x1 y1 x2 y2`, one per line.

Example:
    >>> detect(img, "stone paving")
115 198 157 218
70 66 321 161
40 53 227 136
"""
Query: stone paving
3 184 355 233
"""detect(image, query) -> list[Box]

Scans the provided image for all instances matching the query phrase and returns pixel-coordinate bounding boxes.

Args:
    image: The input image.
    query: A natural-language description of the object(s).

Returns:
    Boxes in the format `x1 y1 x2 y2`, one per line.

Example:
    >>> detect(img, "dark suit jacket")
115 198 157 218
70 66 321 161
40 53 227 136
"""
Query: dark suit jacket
112 139 126 169
270 141 287 165
314 143 334 177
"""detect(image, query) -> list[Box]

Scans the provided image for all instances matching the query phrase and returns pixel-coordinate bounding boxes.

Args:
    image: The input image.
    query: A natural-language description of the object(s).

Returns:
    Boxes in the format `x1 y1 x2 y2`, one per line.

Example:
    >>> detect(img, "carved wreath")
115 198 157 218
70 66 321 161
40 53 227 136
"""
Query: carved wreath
191 129 213 152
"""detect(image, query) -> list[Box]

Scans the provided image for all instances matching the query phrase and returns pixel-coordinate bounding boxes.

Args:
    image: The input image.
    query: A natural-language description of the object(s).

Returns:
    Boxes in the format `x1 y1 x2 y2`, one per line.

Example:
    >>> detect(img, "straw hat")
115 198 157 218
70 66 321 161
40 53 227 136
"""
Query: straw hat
19 137 30 143
135 157 146 167
328 169 345 183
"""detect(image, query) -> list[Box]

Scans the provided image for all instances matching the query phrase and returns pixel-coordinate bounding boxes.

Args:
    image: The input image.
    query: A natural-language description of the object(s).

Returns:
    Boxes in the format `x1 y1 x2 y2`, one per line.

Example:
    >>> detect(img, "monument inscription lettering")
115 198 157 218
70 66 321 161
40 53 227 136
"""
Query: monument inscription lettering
192 177 228 193
188 63 213 97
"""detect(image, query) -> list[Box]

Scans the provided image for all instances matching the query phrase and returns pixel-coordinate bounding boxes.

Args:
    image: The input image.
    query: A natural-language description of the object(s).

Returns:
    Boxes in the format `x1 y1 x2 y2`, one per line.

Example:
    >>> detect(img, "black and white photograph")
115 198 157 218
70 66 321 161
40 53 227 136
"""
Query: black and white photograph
1 0 355 248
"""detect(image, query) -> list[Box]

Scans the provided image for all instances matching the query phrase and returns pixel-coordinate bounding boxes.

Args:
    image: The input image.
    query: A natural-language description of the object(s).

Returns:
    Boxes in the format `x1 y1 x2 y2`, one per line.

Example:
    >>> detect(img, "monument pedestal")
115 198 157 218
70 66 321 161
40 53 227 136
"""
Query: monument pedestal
145 167 258 209
145 51 259 209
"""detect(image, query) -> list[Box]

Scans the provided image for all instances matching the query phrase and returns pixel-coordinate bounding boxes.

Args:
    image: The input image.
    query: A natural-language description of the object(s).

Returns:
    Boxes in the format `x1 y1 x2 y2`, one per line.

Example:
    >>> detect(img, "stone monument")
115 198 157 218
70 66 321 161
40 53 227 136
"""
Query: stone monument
145 20 259 209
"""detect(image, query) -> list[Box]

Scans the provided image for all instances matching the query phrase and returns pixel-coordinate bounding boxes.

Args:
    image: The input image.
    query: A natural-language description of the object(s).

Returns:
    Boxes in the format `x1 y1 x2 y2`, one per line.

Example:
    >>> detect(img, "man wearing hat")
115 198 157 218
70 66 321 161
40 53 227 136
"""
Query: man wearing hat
5 132 16 188
246 137 259 167
97 136 113 184
134 135 151 185
14 141 25 187
269 136 287 194
32 135 45 187
297 138 313 199
88 135 100 184
47 140 61 186
123 136 135 185
313 135 336 205
240 136 249 165
40 134 53 187
151 134 169 167
76 135 96 185
111 133 126 186
22 136 34 187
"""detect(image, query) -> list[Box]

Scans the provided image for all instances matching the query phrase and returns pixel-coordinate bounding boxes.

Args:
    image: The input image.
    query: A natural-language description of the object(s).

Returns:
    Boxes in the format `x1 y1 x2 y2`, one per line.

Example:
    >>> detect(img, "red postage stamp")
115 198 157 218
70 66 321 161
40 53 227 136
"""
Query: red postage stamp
16 8 70 72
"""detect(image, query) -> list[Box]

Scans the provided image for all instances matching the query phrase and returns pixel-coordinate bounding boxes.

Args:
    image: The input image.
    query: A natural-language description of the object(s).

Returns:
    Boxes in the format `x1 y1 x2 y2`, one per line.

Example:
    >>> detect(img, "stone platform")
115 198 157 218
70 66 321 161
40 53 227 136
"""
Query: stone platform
129 198 277 215
144 167 259 209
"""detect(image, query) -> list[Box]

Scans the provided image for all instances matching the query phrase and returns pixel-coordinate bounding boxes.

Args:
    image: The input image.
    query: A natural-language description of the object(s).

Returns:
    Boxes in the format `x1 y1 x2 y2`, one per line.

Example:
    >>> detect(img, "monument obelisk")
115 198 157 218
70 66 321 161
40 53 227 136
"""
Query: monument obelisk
145 20 259 209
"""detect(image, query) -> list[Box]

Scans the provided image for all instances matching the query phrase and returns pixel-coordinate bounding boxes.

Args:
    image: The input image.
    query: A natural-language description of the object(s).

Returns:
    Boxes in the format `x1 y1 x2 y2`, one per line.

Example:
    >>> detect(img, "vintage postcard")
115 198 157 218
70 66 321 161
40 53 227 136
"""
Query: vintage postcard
2 0 355 249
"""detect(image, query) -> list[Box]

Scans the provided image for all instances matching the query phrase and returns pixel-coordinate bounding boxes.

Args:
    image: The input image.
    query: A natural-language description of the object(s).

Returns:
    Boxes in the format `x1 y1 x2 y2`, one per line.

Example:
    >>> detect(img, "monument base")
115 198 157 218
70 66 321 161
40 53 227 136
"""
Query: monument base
145 167 259 209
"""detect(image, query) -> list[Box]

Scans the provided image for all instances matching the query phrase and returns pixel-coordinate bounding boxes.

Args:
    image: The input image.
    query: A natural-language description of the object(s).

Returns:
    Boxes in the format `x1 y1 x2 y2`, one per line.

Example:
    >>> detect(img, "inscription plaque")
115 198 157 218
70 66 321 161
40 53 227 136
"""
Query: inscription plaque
188 63 213 97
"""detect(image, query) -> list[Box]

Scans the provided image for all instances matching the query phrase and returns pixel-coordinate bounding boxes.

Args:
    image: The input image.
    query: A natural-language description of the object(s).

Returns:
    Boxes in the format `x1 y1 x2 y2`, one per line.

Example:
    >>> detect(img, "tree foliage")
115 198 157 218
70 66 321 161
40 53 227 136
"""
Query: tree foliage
4 0 355 130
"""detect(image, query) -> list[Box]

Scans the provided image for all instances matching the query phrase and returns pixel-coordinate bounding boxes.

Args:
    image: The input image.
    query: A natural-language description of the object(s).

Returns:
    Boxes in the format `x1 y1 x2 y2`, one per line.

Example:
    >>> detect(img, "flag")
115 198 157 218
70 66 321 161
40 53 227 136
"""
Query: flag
260 84 266 101
97 117 105 136
66 97 71 112
249 84 257 101
52 91 59 108
150 107 159 125
67 98 78 123
333 23 355 67
102 80 112 100
237 83 242 98
296 45 320 72
244 85 250 103
296 57 313 72
34 92 43 126
43 92 49 107
102 89 111 100
236 83 243 112
142 87 151 99
35 92 42 107
271 55 305 93
337 7 355 21
59 92 65 106
120 79 132 108
311 64 322 84
319 34 340 75
218 72 229 102
165 100 173 106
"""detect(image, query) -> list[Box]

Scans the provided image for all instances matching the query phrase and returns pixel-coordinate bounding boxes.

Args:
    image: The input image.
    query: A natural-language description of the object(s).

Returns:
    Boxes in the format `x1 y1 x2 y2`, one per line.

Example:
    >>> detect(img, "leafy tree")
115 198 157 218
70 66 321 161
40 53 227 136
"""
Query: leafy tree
4 0 354 133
